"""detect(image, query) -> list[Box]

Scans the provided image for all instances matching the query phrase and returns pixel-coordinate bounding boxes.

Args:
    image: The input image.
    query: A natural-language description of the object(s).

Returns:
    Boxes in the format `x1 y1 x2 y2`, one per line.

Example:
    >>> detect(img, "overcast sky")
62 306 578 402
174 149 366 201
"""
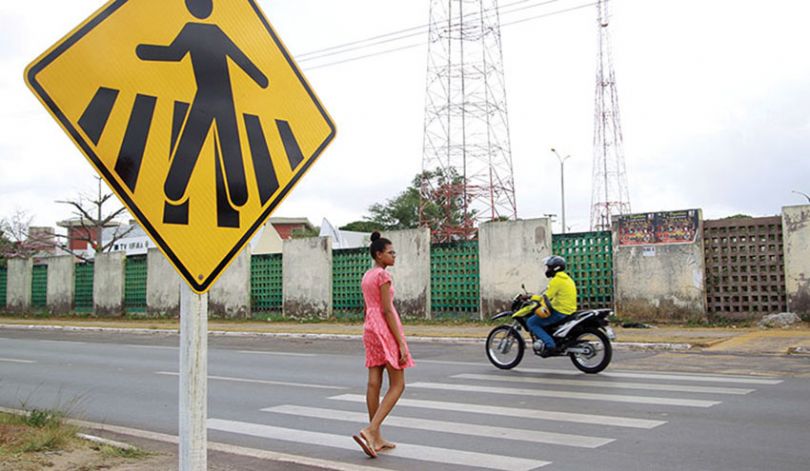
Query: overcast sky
1 0 809 235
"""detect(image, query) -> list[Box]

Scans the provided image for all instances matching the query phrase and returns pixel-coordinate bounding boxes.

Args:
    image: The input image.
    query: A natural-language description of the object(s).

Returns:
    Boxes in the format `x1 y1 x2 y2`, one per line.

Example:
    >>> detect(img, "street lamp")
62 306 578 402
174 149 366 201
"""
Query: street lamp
550 148 571 234
792 190 810 203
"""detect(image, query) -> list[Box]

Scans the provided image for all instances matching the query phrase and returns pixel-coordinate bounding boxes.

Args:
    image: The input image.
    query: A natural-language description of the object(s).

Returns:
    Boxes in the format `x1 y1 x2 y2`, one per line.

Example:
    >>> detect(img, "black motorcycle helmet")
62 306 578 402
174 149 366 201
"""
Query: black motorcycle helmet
543 255 566 278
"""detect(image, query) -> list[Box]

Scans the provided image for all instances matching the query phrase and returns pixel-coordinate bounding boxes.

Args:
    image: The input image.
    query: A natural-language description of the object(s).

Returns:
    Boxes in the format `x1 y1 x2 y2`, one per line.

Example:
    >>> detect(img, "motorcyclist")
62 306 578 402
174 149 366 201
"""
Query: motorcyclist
525 255 578 353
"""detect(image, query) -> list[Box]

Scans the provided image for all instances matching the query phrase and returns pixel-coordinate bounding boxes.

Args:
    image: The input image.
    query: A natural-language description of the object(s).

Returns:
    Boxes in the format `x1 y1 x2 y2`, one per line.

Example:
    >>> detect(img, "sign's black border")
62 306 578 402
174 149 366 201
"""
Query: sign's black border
25 0 336 293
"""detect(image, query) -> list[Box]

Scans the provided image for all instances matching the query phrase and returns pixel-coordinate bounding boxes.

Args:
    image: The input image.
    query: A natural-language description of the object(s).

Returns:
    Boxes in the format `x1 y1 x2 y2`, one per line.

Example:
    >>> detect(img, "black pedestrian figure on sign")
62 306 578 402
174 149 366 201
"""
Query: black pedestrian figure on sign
136 0 269 223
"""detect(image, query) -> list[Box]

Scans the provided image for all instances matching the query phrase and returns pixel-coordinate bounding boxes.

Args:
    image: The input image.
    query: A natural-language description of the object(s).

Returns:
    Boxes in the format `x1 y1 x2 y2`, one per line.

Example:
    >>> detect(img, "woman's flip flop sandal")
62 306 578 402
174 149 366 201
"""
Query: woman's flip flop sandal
352 434 377 458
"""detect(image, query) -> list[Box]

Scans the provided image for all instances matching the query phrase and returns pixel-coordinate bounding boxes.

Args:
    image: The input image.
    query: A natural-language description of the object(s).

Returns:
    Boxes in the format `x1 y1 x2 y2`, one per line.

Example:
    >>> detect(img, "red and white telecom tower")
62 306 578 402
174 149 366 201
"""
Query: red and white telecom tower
590 0 631 231
420 0 517 242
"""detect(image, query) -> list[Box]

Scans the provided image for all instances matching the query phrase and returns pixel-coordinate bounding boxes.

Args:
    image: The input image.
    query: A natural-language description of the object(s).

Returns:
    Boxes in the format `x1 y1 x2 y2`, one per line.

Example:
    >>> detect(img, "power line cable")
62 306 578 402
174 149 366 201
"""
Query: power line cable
304 1 597 71
297 0 569 61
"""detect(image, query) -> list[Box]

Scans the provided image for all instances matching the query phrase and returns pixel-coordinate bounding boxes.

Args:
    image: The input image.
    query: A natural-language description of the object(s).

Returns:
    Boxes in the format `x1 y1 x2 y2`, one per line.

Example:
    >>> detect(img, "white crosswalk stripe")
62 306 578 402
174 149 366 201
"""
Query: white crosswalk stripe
329 393 667 428
209 367 783 470
262 404 614 448
208 418 550 470
453 373 755 395
409 381 723 407
516 368 784 385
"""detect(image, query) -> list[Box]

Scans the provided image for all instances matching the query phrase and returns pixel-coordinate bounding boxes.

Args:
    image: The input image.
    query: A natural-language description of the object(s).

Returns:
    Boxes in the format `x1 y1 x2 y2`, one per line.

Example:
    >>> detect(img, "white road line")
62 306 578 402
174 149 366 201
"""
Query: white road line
410 382 721 407
454 373 755 395
516 368 783 385
123 345 178 350
330 394 666 429
0 407 390 471
208 418 549 470
155 372 347 390
238 350 316 357
263 405 613 449
0 357 35 364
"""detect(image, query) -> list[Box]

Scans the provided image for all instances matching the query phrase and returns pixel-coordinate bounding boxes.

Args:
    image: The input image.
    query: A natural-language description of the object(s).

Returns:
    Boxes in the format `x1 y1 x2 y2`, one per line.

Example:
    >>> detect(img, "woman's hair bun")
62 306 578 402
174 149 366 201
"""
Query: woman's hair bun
370 231 381 241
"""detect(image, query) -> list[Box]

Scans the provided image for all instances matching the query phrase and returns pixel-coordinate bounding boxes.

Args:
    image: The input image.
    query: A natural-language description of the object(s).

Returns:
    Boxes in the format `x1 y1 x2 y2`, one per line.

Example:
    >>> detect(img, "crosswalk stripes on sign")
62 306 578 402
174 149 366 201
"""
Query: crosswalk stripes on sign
205 368 783 470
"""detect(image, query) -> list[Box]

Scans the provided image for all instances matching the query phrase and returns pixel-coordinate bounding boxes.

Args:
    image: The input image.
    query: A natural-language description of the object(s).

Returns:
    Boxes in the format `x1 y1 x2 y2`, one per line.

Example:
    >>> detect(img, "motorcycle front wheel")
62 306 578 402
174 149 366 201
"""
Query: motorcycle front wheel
486 325 524 370
569 327 612 374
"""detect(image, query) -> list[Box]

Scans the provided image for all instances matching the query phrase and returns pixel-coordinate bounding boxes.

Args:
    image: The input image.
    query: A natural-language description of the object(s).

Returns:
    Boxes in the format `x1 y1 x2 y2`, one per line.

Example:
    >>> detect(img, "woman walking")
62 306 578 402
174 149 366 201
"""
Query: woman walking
352 232 414 458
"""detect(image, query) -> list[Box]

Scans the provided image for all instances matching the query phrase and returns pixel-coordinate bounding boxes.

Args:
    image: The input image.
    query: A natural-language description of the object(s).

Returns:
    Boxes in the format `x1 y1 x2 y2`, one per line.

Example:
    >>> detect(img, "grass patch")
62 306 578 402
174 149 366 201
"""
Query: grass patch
97 443 151 459
0 409 78 455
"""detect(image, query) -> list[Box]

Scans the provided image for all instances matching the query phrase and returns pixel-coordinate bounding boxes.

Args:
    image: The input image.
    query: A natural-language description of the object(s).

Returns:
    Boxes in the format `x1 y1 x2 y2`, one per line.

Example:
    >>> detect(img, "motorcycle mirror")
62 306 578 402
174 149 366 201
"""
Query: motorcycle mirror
521 283 527 294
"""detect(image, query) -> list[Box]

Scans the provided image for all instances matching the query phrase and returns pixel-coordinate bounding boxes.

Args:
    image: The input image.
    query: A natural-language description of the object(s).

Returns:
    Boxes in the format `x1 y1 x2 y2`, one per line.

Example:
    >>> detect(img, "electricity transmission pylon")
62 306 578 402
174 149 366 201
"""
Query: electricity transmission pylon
590 0 631 231
420 0 517 242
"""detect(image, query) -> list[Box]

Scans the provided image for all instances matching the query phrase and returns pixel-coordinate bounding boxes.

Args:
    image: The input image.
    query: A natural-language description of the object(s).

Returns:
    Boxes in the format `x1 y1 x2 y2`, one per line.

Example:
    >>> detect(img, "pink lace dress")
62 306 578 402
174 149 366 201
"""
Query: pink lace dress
361 266 414 369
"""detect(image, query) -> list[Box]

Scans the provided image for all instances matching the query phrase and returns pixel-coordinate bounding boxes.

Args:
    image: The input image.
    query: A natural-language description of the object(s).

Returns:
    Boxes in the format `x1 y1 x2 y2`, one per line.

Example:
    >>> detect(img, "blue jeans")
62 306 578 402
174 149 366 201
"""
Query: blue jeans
526 309 567 349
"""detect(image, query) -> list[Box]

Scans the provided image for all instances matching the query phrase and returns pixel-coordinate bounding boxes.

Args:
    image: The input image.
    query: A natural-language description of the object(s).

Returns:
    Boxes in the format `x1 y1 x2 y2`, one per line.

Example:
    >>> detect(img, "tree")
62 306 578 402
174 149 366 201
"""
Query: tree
0 209 41 259
361 169 473 236
339 220 384 233
55 176 134 261
291 226 320 239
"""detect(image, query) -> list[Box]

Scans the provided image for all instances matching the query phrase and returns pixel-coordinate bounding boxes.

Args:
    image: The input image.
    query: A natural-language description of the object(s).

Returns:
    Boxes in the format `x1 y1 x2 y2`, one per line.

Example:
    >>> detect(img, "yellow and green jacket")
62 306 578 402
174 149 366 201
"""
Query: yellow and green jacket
541 271 577 315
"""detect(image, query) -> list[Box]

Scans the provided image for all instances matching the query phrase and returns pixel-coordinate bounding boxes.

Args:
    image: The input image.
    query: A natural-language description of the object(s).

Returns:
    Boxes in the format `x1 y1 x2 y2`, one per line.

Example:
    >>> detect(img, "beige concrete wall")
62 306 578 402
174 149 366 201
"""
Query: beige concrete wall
614 212 706 321
783 204 810 317
386 228 431 318
283 237 332 319
479 218 552 318
146 249 181 317
94 252 125 316
6 258 33 313
209 249 251 318
46 256 74 314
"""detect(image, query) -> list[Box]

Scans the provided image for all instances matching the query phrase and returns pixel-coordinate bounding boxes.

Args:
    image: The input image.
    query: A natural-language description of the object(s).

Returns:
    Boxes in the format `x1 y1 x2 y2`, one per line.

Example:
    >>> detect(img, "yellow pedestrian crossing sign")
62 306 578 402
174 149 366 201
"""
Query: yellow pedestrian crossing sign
25 0 336 293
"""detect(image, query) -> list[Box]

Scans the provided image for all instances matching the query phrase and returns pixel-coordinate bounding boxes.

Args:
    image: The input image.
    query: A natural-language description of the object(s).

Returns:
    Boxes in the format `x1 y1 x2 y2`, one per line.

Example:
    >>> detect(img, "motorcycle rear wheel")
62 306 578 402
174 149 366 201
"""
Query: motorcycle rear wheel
568 327 612 374
486 325 524 370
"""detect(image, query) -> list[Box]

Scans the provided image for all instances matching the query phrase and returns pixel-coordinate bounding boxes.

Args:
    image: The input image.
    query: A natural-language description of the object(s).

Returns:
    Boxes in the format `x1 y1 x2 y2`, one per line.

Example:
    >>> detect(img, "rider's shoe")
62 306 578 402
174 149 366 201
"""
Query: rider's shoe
532 339 546 353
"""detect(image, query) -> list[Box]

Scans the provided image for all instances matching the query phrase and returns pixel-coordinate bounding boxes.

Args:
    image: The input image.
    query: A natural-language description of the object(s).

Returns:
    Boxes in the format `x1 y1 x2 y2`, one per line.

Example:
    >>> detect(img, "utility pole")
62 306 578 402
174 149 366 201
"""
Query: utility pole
551 148 571 234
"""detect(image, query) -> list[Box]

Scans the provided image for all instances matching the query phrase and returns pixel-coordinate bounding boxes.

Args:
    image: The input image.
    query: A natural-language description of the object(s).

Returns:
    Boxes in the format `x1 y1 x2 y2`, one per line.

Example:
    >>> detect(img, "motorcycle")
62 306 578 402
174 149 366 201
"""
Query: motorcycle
485 287 616 373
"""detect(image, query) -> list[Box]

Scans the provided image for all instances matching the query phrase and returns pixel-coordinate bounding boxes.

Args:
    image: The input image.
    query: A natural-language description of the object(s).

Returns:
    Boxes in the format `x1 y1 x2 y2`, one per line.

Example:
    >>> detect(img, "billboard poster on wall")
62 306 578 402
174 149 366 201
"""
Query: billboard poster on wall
618 209 699 246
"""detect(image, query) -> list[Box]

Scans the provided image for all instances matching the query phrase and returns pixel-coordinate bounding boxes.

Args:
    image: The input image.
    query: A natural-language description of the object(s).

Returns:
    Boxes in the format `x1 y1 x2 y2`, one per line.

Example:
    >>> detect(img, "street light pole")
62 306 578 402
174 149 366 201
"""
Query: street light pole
551 148 571 233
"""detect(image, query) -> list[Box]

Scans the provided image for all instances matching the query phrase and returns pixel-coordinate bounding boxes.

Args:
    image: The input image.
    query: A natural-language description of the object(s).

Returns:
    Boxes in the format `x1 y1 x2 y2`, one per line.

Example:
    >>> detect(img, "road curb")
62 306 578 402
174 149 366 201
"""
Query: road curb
0 323 690 351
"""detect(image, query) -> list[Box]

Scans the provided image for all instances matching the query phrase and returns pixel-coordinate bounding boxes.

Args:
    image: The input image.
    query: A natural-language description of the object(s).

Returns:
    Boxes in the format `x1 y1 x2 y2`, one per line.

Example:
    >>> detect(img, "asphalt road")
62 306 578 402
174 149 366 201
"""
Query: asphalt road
1 328 808 470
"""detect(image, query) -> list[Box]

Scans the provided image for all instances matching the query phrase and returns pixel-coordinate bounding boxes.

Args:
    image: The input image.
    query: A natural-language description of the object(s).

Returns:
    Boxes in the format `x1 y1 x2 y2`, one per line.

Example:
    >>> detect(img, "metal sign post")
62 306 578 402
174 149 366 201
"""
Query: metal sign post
179 282 208 470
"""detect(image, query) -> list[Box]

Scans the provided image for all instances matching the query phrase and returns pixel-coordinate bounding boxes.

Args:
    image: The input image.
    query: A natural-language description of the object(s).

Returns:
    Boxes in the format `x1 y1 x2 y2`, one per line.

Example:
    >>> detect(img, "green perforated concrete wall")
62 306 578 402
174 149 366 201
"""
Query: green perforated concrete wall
332 248 369 318
431 241 480 317
31 264 48 310
74 263 94 313
251 254 283 312
125 255 147 313
552 231 614 309
0 267 6 308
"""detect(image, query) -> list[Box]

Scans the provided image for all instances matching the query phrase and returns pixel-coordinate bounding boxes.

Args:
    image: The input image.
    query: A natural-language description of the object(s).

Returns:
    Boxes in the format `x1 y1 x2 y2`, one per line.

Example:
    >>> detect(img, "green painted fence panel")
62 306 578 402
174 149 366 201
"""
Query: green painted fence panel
333 248 369 317
251 254 283 312
0 267 7 308
552 231 613 310
125 255 147 312
431 241 480 317
74 263 94 313
31 264 48 309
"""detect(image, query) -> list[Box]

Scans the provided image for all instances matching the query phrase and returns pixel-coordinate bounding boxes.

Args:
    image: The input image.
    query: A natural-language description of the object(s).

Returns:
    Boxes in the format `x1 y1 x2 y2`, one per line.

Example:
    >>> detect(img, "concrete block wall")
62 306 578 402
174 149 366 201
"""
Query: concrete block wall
146 249 181 317
46 256 74 314
94 252 125 316
6 258 33 313
209 249 251 318
386 228 431 318
614 211 707 321
479 218 552 318
283 236 332 318
783 204 810 318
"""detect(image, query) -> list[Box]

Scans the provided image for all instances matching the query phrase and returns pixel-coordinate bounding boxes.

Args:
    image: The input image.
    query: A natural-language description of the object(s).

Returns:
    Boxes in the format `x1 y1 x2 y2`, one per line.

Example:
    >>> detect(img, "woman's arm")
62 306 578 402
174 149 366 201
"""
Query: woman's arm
379 282 408 364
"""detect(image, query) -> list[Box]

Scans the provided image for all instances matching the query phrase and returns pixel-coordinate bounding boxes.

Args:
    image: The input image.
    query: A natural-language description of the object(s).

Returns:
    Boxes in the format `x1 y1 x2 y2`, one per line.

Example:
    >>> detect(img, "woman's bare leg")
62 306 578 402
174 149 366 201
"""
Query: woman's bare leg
362 365 405 451
366 366 384 421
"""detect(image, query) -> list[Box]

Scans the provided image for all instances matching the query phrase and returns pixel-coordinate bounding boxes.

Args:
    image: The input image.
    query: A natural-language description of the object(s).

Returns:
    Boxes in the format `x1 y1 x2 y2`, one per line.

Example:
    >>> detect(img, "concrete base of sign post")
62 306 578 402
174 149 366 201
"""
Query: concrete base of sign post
179 282 207 471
